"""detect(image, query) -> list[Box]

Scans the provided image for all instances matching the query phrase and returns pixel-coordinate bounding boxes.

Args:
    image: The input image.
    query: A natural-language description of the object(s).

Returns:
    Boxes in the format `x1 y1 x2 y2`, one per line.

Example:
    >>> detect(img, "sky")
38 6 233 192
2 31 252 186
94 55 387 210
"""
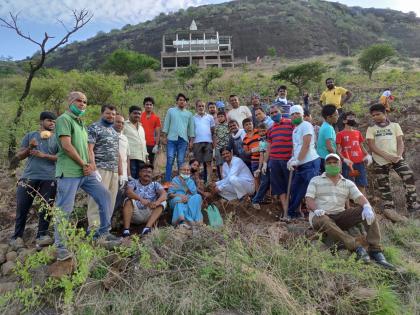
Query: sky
0 0 419 60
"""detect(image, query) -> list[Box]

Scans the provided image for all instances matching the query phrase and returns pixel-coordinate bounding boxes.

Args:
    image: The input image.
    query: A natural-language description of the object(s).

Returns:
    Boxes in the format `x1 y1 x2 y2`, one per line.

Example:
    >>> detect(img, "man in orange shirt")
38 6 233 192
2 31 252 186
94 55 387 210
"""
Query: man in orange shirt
140 97 161 165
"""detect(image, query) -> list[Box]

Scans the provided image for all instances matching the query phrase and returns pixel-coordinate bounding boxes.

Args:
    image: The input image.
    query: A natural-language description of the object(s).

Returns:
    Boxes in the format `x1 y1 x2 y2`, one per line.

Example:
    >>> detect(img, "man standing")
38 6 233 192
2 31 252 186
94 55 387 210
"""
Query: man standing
306 153 394 268
249 93 269 126
317 105 339 172
162 93 195 183
227 94 252 128
124 105 148 179
320 78 352 130
193 100 215 183
54 92 120 261
273 85 293 118
87 105 120 231
254 107 274 129
140 97 161 165
10 112 58 250
207 102 219 125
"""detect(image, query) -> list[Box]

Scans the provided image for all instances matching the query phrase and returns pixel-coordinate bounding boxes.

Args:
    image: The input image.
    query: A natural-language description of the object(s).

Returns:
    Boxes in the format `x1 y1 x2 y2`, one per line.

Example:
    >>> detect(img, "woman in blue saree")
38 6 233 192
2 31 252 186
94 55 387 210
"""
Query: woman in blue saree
168 163 203 227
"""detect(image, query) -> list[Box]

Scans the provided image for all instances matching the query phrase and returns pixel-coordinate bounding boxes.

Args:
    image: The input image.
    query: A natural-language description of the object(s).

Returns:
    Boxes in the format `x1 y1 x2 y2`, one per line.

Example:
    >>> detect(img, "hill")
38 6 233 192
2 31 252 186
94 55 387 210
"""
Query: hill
44 0 420 71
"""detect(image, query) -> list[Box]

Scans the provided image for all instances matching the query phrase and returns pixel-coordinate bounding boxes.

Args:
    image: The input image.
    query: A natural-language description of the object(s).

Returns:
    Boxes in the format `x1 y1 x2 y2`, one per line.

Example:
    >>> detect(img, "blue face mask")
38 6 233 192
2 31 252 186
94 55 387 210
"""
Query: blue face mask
101 117 114 127
180 174 190 180
272 113 282 123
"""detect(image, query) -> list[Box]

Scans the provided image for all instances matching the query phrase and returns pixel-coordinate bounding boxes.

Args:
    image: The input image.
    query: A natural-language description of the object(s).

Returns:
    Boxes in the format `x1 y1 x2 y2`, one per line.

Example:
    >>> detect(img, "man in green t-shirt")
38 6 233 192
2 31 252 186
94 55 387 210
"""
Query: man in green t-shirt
54 91 121 261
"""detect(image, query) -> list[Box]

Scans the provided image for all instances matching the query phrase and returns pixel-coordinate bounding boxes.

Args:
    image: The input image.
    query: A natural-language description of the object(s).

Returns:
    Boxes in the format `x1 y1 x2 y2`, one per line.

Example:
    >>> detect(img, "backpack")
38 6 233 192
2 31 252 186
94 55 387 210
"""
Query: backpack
205 204 223 227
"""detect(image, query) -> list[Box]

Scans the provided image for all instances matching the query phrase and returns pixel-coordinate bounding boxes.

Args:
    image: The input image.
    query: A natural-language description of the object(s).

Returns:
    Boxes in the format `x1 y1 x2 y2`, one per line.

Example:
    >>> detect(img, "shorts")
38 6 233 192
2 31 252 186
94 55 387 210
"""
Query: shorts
342 162 368 187
193 142 213 163
269 159 290 195
131 200 167 224
215 148 224 166
251 161 260 173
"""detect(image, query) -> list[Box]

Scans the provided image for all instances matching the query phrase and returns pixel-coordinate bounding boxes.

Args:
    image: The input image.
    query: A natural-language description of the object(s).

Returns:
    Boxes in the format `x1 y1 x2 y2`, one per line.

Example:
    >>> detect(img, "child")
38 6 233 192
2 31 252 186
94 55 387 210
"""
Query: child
336 111 372 195
317 104 339 172
214 111 230 179
366 104 419 213
242 118 261 173
252 123 270 209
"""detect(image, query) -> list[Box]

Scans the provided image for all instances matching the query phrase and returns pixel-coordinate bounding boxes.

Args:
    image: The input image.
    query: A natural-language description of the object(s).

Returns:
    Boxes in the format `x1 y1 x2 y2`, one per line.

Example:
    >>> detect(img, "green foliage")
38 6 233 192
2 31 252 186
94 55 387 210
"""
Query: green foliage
174 64 199 87
267 47 277 58
358 44 396 79
273 61 328 93
200 67 224 92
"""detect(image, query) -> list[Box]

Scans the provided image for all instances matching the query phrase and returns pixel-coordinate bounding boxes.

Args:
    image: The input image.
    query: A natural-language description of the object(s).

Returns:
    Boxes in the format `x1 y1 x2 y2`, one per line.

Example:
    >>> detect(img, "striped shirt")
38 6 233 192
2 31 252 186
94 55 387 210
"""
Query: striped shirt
243 130 261 163
267 118 293 160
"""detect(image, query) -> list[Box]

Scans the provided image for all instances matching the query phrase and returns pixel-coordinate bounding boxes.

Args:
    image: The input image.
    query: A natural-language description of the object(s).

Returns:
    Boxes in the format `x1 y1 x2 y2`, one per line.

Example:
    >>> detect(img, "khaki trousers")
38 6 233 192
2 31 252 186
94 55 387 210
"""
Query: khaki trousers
312 207 382 252
87 168 119 230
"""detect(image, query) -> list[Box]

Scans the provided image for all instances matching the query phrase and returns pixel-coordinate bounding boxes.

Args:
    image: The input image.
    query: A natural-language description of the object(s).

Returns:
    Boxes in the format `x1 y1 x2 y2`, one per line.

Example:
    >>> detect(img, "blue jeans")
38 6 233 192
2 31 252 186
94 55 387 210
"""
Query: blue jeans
288 158 321 218
342 162 368 187
54 175 111 248
165 137 188 182
252 168 270 204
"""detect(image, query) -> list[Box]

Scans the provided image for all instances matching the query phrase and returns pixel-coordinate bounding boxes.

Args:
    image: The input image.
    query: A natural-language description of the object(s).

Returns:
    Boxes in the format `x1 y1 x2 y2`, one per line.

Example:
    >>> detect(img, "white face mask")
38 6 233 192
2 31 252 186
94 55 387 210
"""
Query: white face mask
180 174 190 180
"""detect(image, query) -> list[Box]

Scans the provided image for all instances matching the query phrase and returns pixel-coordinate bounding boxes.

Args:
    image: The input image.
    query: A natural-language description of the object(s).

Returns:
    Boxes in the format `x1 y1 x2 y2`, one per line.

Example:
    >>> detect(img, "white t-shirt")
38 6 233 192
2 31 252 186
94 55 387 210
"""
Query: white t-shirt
227 106 252 128
118 133 130 180
292 121 319 164
193 113 215 143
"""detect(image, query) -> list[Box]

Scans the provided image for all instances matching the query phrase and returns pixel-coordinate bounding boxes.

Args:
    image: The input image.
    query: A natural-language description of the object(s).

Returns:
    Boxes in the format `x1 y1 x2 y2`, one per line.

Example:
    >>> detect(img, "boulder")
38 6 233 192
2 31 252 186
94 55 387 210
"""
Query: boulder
17 248 36 263
0 281 18 294
0 244 9 256
48 259 76 278
6 251 17 262
2 261 16 276
0 253 6 264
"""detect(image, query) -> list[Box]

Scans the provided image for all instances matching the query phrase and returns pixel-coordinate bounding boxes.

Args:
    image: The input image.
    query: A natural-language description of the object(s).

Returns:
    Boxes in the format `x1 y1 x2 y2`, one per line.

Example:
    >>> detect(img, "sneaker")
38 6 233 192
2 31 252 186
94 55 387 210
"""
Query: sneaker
141 227 152 236
355 246 370 264
9 237 24 250
36 235 53 247
370 251 395 270
252 203 261 210
56 248 73 261
96 233 122 249
122 229 131 238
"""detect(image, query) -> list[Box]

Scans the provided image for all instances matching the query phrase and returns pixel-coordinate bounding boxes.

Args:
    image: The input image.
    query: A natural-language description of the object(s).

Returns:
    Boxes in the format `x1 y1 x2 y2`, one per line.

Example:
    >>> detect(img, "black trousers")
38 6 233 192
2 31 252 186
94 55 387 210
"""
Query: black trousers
147 145 155 165
14 179 56 239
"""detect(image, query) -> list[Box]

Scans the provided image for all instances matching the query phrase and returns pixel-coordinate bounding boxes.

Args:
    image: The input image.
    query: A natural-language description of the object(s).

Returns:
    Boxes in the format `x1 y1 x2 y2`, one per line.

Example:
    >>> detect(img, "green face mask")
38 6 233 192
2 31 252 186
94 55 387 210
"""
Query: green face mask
69 104 86 117
292 117 303 125
325 164 341 176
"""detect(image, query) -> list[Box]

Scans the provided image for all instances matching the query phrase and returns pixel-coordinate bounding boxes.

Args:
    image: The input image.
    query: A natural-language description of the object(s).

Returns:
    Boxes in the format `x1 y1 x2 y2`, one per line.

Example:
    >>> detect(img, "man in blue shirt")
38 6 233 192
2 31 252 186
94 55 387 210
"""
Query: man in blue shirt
10 112 58 250
317 104 339 172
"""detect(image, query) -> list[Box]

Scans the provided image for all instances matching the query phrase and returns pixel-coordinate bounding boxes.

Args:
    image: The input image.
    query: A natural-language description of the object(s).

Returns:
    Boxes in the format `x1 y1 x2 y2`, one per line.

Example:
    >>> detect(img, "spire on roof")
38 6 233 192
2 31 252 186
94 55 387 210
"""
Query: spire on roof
190 20 197 31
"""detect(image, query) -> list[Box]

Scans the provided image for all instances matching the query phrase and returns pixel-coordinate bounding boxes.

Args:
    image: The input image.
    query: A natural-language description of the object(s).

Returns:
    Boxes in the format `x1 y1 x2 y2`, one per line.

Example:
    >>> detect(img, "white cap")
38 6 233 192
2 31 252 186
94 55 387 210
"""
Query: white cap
325 153 341 161
290 105 304 115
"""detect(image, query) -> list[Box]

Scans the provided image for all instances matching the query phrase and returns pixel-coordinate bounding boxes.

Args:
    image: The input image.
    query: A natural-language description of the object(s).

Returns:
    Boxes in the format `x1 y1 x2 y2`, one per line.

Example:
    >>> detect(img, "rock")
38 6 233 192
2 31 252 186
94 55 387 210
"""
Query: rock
2 261 16 276
0 244 9 256
0 253 6 264
382 209 408 223
17 248 36 262
48 259 76 278
6 251 17 262
30 265 49 286
0 282 18 294
102 267 120 290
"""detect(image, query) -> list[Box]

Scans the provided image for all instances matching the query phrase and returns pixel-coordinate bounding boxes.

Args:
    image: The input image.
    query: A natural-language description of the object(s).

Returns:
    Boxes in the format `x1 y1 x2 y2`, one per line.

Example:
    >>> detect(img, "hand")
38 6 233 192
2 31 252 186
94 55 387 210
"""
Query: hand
362 204 375 225
203 191 212 199
83 163 95 176
390 155 402 164
152 145 159 154
253 169 261 178
287 158 298 171
261 162 267 175
189 141 193 150
139 198 151 207
343 158 353 167
29 150 45 158
363 154 373 166
181 195 188 203
251 147 259 153
149 201 157 209
313 209 325 217
119 177 126 186
29 138 38 148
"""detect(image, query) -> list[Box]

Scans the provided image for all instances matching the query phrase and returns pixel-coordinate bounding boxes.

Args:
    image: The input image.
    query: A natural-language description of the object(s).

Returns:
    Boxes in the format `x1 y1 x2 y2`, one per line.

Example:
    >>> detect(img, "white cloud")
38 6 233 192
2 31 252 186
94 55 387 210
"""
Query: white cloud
0 0 214 24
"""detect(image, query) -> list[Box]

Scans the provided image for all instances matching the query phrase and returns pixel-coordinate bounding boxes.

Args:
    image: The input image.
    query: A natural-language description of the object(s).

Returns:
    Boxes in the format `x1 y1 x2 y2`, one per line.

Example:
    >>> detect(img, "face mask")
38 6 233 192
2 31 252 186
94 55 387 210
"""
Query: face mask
69 104 86 117
101 117 114 127
180 174 190 180
277 97 287 103
272 113 281 123
292 117 303 125
346 119 357 127
325 164 341 176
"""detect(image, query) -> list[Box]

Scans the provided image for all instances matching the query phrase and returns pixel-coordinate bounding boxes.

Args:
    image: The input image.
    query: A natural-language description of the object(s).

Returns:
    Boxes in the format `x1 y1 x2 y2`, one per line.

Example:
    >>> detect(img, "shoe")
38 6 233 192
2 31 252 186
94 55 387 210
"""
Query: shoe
122 229 130 238
36 235 53 247
370 251 395 270
252 203 261 210
141 227 152 236
56 248 73 261
9 237 24 250
355 246 370 263
96 233 122 249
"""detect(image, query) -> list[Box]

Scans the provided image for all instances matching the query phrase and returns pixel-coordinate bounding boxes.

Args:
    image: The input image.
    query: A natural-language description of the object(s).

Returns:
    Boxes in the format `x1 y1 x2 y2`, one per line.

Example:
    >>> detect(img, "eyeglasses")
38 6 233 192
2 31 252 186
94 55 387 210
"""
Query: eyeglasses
76 99 87 104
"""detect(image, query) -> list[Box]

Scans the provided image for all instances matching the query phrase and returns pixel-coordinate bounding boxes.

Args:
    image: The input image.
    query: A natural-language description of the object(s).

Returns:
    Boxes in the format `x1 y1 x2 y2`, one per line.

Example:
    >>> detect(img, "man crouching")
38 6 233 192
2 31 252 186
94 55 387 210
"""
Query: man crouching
306 153 394 269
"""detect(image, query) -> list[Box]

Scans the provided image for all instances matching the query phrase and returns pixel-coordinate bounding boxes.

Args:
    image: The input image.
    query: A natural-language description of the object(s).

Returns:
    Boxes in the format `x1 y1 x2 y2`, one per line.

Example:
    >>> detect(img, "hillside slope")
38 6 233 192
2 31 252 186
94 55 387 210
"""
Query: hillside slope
45 0 420 70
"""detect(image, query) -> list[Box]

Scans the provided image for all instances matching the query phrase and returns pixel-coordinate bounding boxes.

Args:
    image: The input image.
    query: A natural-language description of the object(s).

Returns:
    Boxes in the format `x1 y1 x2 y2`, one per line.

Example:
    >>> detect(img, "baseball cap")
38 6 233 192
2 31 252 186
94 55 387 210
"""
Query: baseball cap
325 153 341 161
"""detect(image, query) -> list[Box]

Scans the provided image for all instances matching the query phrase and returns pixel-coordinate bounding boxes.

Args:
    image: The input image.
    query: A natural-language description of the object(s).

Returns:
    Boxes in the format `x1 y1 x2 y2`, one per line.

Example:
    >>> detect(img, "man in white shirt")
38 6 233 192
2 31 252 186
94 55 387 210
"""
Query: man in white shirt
213 148 255 201
193 100 215 183
227 94 252 128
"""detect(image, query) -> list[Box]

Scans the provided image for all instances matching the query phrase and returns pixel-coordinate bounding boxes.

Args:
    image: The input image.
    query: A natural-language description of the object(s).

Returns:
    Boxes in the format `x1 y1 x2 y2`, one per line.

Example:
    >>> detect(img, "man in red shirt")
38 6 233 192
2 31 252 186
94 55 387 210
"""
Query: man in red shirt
336 112 372 194
140 97 161 164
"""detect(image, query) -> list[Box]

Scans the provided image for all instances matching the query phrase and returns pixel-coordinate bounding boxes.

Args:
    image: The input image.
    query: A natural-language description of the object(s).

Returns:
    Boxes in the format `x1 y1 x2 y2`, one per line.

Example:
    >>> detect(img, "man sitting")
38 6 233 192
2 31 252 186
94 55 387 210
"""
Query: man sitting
122 164 167 237
213 147 255 201
306 153 394 269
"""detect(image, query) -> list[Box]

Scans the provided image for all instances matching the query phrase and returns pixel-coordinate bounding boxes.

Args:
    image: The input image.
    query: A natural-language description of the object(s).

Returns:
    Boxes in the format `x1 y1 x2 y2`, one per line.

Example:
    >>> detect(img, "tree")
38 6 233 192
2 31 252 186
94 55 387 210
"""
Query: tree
267 47 277 58
358 44 396 79
0 9 92 166
272 61 327 93
175 64 199 88
102 49 159 84
200 67 223 92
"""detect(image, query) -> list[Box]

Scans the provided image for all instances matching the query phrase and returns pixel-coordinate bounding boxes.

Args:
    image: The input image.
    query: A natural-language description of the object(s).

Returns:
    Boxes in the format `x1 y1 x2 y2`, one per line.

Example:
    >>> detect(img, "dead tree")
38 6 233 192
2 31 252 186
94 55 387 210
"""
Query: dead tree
0 9 92 168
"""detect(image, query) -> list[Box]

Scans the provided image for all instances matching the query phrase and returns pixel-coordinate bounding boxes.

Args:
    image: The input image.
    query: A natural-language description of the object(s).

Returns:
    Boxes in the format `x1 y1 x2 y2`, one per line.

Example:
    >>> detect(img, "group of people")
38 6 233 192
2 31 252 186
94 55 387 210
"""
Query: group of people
9 78 418 268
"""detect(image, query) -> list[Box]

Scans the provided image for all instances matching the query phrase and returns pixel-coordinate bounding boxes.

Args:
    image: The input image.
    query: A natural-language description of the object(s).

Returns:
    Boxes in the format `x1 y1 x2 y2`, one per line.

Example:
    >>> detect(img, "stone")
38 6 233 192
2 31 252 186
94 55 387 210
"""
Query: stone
17 248 36 262
6 251 17 262
2 261 16 276
382 209 408 223
0 282 18 294
0 244 9 256
30 265 49 286
0 253 6 264
48 259 76 278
